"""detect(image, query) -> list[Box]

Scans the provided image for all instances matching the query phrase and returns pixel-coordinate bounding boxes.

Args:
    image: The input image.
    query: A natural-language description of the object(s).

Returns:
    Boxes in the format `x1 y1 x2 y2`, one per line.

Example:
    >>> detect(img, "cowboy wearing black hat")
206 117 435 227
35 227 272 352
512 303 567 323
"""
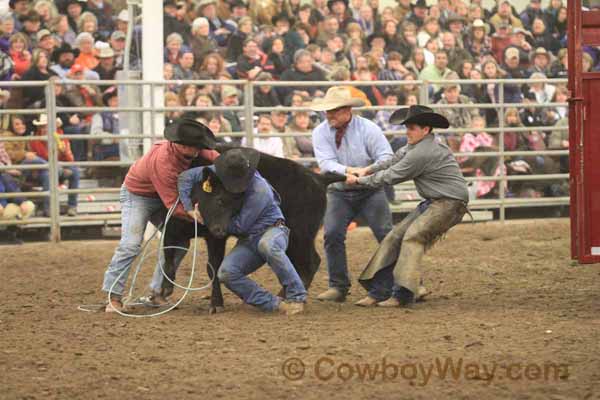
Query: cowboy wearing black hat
327 0 354 31
177 148 307 315
101 119 219 312
407 0 428 28
346 105 469 308
49 43 81 78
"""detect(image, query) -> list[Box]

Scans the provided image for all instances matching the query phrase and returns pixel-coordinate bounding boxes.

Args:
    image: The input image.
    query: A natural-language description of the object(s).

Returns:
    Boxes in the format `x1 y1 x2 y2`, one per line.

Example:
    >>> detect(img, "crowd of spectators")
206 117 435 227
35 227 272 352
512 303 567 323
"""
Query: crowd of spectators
0 0 576 223
159 0 570 201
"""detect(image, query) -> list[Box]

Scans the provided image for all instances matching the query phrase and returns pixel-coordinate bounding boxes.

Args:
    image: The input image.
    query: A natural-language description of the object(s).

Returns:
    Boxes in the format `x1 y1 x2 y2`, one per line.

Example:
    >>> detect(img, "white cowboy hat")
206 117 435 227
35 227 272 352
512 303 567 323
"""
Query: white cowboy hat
95 41 115 58
33 114 62 127
197 0 217 8
309 86 365 112
471 19 490 35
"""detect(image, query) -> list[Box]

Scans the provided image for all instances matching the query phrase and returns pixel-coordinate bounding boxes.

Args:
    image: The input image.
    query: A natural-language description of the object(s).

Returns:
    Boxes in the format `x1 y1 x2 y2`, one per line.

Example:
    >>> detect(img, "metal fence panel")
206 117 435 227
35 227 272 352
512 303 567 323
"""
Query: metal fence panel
0 78 569 240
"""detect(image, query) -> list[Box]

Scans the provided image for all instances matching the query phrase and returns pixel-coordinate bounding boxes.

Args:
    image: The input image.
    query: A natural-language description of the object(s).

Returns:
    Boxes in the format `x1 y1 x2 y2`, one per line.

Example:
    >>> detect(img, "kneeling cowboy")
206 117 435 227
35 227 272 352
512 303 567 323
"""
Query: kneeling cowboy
178 148 307 315
346 105 469 307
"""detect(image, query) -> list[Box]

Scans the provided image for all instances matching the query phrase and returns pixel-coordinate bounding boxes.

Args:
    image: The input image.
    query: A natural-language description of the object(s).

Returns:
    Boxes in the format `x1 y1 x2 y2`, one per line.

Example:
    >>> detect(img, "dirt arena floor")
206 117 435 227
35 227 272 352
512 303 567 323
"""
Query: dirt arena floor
1 218 600 399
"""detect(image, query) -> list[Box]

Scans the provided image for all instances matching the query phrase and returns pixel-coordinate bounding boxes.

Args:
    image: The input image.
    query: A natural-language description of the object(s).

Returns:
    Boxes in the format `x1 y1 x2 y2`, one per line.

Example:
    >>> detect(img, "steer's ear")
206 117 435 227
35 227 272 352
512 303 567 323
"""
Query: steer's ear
201 167 213 184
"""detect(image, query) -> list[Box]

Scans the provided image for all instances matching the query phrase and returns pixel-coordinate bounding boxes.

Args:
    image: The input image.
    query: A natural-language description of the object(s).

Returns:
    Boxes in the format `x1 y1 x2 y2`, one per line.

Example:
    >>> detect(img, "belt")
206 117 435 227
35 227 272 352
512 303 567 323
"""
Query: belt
273 219 286 228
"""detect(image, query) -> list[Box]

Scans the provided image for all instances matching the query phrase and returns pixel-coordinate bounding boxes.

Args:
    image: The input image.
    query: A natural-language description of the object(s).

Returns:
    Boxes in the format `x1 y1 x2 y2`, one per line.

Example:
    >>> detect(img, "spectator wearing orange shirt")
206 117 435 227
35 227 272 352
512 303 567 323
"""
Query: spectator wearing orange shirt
74 32 98 70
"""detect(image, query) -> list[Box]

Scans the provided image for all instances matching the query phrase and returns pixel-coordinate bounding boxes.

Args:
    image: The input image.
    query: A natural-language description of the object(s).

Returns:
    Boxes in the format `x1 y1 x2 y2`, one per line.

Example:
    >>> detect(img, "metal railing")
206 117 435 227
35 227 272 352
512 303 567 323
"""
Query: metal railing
0 78 569 241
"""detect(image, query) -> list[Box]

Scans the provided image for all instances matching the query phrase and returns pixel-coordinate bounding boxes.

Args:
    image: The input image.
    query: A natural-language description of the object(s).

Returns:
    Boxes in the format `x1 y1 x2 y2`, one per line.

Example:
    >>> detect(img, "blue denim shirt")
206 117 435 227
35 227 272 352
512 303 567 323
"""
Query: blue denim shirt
227 172 284 237
178 166 284 238
312 115 393 191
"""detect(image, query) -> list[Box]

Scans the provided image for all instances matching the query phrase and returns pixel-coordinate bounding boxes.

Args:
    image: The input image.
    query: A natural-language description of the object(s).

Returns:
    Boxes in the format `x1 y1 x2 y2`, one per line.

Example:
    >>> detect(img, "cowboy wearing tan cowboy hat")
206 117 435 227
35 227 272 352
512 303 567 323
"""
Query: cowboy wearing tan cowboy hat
310 86 394 303
347 105 469 308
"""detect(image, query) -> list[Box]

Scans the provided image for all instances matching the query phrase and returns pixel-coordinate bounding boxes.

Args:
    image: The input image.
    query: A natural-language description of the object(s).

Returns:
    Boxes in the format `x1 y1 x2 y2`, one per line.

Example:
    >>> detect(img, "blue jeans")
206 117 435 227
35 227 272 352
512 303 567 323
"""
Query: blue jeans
63 124 86 161
217 226 307 312
94 143 120 161
148 234 190 294
323 189 393 293
0 173 24 207
60 166 80 207
21 156 80 210
102 186 165 296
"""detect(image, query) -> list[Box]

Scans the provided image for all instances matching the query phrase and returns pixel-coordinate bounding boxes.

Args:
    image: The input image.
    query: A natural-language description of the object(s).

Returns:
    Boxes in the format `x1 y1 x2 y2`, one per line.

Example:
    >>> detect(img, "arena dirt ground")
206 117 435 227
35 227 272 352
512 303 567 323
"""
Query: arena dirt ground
1 218 600 400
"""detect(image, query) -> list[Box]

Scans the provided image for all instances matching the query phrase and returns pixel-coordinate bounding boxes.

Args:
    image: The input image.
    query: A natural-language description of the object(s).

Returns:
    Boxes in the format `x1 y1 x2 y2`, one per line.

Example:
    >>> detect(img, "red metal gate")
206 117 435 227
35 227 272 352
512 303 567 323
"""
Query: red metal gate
569 1 600 263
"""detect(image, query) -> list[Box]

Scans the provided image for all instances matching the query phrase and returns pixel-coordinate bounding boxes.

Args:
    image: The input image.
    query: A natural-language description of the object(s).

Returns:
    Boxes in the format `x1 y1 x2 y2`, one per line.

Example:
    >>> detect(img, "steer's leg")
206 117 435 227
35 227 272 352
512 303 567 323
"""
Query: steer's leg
158 220 193 298
205 234 226 314
160 224 179 298
283 234 314 297
306 243 321 289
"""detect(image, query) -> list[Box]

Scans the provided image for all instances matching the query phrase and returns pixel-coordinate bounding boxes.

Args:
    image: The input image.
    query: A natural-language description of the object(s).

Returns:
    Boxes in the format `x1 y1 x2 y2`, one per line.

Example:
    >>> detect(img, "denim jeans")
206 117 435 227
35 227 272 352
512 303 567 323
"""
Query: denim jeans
148 235 190 294
94 143 120 161
102 185 165 296
0 173 24 207
59 166 80 207
217 226 307 312
63 124 86 161
21 156 80 210
323 189 393 293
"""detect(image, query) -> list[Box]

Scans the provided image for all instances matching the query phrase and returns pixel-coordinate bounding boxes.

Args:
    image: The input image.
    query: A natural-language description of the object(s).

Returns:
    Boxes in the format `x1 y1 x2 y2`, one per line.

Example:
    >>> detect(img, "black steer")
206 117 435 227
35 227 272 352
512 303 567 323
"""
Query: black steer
155 151 345 313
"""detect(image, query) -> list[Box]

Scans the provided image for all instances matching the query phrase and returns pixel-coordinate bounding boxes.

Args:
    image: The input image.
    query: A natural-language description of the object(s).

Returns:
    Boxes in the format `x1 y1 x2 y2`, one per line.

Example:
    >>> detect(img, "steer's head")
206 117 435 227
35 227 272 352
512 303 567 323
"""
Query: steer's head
191 167 244 238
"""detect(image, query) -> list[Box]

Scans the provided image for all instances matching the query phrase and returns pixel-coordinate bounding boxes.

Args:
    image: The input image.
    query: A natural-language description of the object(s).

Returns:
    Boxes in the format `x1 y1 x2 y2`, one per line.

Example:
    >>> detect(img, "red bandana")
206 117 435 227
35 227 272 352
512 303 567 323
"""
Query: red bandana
335 119 351 148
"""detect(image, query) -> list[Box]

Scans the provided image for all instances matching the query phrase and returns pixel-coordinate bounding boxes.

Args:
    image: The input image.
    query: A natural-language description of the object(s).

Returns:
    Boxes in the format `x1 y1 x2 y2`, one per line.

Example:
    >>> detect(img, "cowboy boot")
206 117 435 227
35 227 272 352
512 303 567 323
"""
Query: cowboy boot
316 288 347 302
354 296 378 307
377 287 415 308
278 301 305 316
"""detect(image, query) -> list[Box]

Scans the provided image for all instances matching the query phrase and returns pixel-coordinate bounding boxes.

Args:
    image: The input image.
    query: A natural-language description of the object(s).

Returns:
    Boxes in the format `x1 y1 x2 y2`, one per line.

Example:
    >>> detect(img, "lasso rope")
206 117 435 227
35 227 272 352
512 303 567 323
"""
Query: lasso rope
78 198 215 317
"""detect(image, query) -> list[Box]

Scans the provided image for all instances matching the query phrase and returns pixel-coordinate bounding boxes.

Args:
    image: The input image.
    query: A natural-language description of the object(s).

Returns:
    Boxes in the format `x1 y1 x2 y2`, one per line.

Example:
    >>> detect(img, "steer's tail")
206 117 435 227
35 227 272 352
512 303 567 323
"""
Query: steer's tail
314 172 347 187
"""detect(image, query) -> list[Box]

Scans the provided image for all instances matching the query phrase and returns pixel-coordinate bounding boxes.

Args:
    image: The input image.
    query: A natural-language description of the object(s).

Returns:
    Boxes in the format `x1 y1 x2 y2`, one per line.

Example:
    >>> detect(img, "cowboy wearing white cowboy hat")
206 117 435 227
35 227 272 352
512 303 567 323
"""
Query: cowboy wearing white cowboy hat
310 86 394 303
347 105 469 307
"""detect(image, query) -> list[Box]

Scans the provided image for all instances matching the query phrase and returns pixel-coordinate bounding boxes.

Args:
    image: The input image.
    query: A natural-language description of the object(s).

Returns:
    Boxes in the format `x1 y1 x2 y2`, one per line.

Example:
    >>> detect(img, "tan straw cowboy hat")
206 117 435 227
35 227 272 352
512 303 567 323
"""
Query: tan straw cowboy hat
309 86 365 112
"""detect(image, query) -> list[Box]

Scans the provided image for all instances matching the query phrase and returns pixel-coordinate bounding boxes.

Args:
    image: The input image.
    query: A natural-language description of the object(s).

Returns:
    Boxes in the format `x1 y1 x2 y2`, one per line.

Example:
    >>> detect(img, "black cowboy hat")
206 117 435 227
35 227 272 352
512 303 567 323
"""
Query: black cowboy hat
51 43 80 64
64 0 86 7
60 0 87 14
230 0 248 9
389 105 450 128
271 12 295 26
9 0 28 9
366 32 388 48
327 0 348 11
413 0 428 9
214 148 260 193
164 118 217 149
